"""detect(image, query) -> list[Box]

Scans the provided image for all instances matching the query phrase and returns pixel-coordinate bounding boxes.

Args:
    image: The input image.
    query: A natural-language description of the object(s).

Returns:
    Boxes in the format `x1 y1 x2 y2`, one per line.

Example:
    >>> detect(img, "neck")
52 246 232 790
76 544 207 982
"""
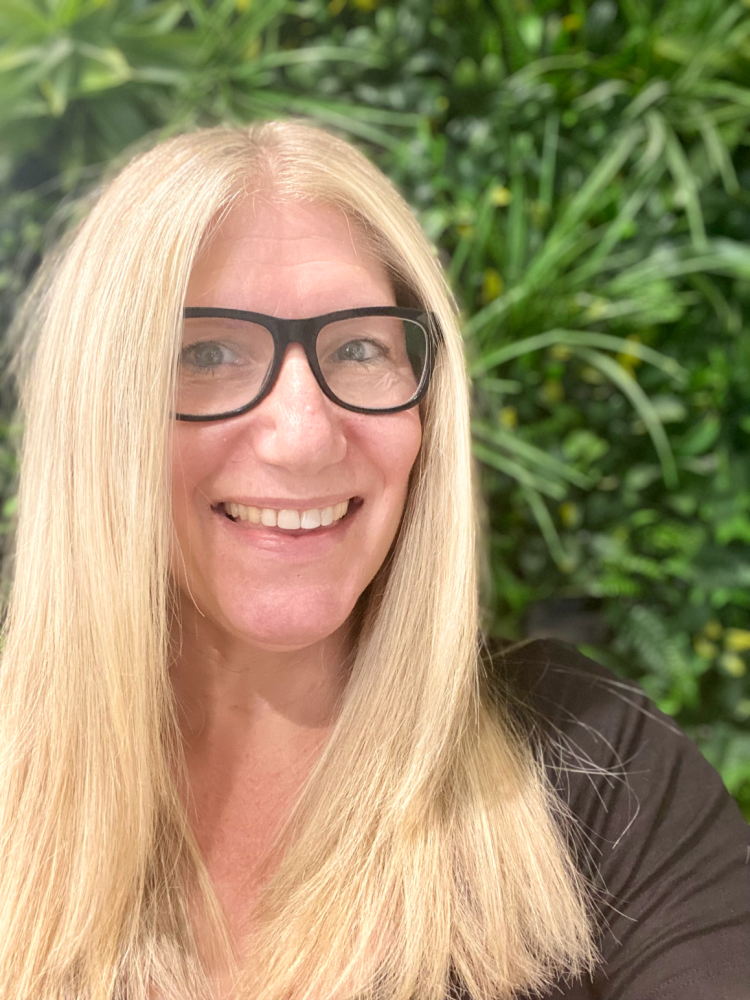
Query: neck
170 596 352 754
169 595 354 951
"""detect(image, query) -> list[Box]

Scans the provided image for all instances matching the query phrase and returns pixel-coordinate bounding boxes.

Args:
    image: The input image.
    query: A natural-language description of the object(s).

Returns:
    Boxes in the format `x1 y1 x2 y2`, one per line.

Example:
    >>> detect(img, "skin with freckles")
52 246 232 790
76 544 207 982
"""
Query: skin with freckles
169 198 422 959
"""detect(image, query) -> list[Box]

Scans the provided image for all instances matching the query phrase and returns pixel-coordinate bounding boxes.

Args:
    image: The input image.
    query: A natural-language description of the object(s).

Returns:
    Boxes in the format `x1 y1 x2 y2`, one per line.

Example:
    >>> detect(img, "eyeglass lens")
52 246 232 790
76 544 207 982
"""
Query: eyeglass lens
177 314 428 416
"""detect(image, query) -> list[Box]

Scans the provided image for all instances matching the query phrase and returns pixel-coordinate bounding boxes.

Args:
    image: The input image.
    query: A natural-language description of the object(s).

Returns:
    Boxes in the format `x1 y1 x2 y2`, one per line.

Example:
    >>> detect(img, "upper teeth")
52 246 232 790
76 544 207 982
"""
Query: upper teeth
224 499 350 530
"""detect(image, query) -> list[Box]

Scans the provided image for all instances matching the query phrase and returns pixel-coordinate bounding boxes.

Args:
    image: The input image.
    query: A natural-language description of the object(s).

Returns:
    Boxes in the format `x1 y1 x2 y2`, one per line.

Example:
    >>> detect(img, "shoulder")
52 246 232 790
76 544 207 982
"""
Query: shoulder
485 638 750 1000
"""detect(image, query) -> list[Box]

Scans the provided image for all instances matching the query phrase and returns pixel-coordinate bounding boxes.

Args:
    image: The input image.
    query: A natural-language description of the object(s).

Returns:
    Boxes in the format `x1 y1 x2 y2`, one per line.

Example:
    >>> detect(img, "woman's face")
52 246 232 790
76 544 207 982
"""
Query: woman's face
171 198 422 651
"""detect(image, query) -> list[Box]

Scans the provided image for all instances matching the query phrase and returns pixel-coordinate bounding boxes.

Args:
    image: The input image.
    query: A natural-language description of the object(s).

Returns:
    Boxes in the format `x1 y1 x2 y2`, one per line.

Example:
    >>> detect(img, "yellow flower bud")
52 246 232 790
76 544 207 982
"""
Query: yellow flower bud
725 628 750 652
489 186 512 207
693 638 718 660
702 619 723 641
720 652 746 677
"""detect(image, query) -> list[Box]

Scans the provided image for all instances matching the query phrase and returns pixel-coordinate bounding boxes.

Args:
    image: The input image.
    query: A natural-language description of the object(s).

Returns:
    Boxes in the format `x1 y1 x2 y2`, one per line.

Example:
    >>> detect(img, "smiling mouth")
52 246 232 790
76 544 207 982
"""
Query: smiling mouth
215 497 363 531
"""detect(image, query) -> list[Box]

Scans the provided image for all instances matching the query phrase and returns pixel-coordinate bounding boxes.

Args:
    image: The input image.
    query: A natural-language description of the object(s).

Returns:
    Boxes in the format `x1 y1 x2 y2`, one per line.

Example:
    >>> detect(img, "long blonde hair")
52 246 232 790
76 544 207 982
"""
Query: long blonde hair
0 122 597 1000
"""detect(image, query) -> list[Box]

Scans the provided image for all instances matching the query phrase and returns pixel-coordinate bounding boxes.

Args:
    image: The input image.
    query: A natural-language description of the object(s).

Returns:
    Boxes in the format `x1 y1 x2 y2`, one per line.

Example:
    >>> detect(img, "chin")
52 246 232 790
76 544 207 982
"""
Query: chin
216 585 360 651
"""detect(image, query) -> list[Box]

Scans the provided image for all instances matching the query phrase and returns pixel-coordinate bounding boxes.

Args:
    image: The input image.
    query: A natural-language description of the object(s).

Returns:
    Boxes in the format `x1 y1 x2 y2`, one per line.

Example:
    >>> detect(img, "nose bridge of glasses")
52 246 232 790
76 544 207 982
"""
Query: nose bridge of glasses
270 315 323 361
270 321 327 404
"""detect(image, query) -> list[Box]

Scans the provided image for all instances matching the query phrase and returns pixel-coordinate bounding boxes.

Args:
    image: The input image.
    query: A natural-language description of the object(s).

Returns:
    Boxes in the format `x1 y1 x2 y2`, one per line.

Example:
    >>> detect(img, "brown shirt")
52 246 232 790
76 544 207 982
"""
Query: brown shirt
489 639 750 1000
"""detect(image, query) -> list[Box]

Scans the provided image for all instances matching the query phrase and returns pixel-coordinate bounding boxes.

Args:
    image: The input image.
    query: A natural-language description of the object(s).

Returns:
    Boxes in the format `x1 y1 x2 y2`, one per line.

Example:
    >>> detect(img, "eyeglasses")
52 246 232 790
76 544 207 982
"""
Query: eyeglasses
175 306 439 421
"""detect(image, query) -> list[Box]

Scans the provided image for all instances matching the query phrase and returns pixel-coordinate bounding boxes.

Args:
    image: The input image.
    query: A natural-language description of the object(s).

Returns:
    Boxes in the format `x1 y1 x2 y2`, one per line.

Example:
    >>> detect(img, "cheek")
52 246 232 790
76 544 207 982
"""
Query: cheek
359 410 422 511
169 426 228 535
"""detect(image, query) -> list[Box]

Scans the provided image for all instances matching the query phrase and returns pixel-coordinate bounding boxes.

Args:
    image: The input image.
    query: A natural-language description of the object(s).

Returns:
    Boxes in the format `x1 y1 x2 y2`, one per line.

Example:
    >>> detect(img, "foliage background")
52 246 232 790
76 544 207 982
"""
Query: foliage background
1 0 750 817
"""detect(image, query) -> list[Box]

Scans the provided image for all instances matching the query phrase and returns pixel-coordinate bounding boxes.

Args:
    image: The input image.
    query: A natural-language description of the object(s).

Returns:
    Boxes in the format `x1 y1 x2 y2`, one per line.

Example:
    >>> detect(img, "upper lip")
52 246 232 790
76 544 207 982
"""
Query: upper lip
216 494 359 509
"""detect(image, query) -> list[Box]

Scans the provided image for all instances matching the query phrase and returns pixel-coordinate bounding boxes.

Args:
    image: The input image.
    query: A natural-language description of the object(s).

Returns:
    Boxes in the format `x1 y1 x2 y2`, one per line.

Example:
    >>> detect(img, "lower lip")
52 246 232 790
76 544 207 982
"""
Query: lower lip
213 502 360 555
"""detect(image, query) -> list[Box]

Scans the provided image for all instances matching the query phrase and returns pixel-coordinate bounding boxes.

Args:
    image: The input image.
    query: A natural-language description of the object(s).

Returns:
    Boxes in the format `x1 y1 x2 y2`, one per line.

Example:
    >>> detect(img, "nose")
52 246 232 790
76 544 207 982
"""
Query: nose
251 345 347 474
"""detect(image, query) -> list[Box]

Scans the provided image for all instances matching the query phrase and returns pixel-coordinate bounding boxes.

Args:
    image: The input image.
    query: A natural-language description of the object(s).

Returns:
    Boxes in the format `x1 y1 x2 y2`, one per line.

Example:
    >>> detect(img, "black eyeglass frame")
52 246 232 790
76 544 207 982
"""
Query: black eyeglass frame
176 306 440 421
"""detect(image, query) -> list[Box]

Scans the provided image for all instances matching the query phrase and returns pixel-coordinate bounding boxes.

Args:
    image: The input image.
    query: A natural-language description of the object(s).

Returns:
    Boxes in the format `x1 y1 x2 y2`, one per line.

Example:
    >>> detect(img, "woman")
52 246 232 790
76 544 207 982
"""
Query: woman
0 122 746 1000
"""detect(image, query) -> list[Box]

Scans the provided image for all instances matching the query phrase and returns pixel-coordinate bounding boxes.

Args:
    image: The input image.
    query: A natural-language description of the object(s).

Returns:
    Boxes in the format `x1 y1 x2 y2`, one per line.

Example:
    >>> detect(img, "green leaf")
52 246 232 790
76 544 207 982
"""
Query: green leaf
472 440 567 500
489 0 531 73
77 44 132 93
658 111 707 249
472 420 595 489
678 414 722 456
2 495 18 519
469 328 686 381
537 110 559 218
562 429 610 466
573 347 679 488
519 484 573 571
251 45 388 73
237 92 417 149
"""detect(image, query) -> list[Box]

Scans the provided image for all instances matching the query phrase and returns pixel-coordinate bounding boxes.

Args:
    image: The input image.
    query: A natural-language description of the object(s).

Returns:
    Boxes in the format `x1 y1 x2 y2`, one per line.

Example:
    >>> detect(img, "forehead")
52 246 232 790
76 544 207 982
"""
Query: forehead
185 197 396 317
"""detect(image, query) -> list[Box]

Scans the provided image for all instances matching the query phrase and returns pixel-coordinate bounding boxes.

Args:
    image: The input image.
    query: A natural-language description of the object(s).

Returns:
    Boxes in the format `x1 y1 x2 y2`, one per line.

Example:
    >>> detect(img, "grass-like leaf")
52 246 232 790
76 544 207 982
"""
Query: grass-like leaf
471 440 568 500
519 485 571 570
573 347 679 489
472 420 596 490
470 328 687 381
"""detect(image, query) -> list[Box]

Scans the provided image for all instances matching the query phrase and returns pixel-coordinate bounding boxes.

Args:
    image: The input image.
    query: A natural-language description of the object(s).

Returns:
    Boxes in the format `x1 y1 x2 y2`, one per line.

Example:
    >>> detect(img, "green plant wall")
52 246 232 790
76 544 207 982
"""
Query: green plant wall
1 0 750 816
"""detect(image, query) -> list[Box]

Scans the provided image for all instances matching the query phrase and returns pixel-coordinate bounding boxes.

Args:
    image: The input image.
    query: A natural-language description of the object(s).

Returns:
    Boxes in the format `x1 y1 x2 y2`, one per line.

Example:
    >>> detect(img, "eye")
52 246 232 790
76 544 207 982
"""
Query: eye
332 339 386 363
180 341 240 370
